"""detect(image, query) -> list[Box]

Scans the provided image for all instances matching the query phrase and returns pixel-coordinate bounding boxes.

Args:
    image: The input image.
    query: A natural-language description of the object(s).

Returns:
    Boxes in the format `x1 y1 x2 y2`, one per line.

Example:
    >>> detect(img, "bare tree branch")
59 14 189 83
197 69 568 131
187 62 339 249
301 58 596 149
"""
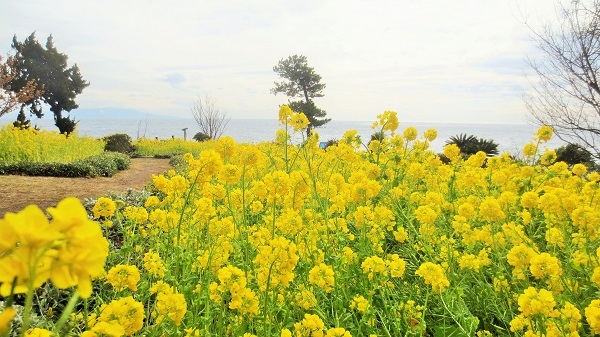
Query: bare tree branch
525 0 600 159
190 94 230 140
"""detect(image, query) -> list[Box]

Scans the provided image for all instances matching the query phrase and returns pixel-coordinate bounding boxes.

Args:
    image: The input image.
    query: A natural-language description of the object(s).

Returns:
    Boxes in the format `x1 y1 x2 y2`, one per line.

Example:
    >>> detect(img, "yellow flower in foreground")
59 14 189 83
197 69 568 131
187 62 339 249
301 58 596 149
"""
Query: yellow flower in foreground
47 197 109 298
535 125 553 142
326 327 352 337
82 321 125 337
92 197 116 219
278 105 293 124
522 143 537 157
423 128 438 141
350 295 371 313
97 296 144 336
572 163 587 176
443 144 461 161
586 299 600 334
24 328 53 336
308 263 335 293
0 197 108 299
416 262 450 293
529 253 562 279
0 307 16 334
154 292 187 326
0 204 61 296
517 287 556 317
373 110 399 133
403 127 418 141
293 314 325 337
290 112 310 132
143 250 166 278
106 264 140 292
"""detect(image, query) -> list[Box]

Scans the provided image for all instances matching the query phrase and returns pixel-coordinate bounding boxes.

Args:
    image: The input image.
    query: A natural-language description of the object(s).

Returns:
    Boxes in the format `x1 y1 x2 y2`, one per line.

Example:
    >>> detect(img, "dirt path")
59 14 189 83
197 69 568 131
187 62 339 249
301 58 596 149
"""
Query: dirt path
0 158 172 216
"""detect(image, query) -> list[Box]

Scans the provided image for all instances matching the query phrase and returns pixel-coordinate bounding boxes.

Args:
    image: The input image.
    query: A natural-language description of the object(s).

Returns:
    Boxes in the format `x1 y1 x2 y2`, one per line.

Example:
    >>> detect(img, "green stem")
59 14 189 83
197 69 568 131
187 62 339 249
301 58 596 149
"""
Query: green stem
19 278 35 337
52 291 80 335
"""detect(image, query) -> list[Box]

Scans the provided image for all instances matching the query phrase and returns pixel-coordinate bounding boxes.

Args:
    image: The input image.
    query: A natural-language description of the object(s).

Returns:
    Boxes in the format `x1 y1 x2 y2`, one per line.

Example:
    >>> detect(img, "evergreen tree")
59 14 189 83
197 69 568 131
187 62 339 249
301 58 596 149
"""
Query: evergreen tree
10 33 89 135
271 55 330 135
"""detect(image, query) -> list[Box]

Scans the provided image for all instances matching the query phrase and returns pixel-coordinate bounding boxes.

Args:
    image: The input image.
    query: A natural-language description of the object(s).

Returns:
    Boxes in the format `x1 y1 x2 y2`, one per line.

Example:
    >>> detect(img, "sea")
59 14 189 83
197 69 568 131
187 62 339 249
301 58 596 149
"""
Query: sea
25 117 566 156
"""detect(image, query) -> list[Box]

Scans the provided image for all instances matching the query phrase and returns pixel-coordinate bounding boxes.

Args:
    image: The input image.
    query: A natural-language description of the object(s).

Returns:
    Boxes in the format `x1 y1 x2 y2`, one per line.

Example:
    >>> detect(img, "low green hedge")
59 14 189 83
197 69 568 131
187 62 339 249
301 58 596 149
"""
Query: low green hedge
0 152 131 177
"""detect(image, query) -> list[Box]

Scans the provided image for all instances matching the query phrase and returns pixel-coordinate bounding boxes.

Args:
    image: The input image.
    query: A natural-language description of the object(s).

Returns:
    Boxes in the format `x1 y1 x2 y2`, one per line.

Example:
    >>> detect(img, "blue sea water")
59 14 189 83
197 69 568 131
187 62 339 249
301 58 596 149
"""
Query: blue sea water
27 117 565 155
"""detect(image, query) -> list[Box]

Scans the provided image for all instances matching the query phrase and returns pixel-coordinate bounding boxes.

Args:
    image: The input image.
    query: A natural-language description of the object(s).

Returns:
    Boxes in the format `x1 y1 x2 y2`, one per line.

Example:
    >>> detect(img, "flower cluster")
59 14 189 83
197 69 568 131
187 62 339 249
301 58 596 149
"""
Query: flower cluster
4 114 600 336
0 197 108 298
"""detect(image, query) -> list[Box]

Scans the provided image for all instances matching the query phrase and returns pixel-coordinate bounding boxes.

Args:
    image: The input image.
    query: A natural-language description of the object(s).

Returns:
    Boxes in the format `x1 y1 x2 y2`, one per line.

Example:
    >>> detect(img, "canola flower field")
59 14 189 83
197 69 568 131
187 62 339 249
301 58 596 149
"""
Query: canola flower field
1 107 600 336
0 125 104 163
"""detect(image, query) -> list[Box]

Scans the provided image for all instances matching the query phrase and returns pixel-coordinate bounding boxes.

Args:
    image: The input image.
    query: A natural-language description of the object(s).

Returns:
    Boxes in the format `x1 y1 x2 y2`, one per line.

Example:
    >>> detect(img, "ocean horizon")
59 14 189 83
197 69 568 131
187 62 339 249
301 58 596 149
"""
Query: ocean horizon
6 116 565 155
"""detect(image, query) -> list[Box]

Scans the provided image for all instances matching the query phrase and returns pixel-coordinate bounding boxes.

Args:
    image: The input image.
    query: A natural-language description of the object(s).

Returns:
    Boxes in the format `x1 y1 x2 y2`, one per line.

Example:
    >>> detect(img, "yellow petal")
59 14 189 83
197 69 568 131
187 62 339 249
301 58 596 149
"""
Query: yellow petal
0 307 16 334
77 277 93 298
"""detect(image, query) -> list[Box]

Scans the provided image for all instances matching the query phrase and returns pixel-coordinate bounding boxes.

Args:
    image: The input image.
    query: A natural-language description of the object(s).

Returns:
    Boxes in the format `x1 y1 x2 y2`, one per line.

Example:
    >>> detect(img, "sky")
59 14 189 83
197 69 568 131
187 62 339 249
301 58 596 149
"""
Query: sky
0 0 562 124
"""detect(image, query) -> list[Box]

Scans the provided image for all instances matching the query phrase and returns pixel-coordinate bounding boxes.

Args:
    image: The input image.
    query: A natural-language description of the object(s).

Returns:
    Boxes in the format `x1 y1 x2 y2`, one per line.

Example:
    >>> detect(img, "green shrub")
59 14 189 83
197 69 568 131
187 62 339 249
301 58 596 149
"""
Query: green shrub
556 143 593 165
102 152 131 170
324 139 338 149
0 161 96 177
169 154 185 168
193 132 211 142
446 133 499 156
104 133 136 154
0 152 131 177
80 155 118 177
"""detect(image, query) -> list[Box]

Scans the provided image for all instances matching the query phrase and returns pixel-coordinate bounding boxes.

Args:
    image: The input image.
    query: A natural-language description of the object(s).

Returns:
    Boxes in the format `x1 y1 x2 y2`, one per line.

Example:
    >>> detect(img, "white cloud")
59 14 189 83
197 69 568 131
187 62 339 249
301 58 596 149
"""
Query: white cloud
0 0 561 123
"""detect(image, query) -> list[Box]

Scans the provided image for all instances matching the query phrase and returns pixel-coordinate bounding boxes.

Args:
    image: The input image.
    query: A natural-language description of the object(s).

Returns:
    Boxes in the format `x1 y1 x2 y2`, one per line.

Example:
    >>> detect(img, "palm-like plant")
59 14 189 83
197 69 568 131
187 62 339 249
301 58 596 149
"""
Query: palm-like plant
446 133 499 156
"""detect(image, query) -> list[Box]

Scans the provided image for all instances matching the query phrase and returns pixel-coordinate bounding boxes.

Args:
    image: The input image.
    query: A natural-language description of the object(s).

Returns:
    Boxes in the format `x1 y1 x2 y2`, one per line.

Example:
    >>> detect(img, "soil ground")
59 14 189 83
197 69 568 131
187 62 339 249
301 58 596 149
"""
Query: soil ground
0 158 171 216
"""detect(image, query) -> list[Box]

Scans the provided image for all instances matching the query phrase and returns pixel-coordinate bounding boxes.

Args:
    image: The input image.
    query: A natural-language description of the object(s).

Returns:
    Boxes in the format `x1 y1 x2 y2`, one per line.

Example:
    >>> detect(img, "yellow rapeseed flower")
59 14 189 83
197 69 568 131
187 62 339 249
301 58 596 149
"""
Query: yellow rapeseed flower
529 253 562 279
403 127 418 141
361 256 387 280
143 250 166 278
290 112 310 132
106 264 140 292
154 292 187 326
0 205 61 295
572 163 587 176
24 328 53 336
326 328 352 337
293 314 325 336
350 295 370 313
278 105 293 124
423 128 438 141
415 262 450 293
517 287 557 317
386 254 406 278
82 321 125 337
535 126 554 142
308 263 335 293
97 296 144 336
92 197 116 219
0 307 16 334
443 144 461 161
522 143 538 157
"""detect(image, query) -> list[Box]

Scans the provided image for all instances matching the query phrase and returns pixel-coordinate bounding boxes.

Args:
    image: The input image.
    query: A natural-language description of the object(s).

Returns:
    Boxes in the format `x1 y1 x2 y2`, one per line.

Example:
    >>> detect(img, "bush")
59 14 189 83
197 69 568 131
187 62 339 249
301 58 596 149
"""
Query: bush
323 139 338 149
104 133 136 154
169 154 185 168
103 152 131 170
0 152 131 177
556 143 593 165
193 132 211 142
0 161 96 177
80 155 118 177
446 133 499 156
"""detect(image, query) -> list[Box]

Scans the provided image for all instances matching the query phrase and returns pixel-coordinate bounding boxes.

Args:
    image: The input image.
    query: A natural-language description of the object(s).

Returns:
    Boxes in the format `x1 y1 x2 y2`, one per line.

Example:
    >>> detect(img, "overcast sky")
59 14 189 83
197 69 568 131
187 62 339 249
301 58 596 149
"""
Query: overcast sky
1 0 561 123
